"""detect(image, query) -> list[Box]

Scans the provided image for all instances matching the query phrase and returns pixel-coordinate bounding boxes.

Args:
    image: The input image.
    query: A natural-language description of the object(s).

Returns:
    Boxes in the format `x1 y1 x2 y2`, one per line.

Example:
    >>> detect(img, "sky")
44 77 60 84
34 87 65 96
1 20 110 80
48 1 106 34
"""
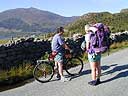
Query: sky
0 0 128 17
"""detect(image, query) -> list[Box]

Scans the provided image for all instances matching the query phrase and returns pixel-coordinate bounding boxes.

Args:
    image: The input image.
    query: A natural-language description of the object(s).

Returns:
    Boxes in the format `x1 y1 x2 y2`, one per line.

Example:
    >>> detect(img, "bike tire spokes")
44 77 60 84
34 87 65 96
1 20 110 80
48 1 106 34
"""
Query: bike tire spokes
66 57 83 76
33 62 54 83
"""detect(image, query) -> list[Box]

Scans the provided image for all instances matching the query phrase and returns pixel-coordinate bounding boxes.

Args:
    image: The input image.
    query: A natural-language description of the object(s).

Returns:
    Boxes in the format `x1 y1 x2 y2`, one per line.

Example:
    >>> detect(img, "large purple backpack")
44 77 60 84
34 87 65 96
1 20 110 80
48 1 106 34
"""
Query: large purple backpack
88 23 110 54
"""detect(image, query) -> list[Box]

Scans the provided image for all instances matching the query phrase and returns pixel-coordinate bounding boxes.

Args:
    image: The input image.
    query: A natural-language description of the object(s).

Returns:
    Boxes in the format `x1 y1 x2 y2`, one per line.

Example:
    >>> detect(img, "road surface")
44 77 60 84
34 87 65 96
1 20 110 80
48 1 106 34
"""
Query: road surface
0 48 128 96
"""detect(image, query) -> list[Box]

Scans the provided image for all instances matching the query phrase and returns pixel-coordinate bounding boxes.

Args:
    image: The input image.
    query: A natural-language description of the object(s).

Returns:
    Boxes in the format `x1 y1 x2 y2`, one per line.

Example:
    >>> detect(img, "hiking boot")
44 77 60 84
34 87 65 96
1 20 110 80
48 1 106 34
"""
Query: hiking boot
96 78 101 84
88 79 101 86
56 73 61 80
60 76 70 82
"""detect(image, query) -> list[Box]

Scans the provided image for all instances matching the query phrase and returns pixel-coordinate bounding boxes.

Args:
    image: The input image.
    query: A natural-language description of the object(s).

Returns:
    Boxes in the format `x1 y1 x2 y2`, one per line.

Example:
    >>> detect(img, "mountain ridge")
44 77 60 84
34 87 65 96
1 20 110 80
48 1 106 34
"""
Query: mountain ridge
65 8 128 34
0 7 79 33
0 7 128 33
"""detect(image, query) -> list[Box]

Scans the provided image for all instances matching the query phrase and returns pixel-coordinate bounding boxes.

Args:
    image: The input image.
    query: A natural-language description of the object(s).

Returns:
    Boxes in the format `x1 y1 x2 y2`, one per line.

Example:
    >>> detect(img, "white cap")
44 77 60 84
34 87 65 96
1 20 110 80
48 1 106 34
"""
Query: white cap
85 24 90 33
89 27 98 32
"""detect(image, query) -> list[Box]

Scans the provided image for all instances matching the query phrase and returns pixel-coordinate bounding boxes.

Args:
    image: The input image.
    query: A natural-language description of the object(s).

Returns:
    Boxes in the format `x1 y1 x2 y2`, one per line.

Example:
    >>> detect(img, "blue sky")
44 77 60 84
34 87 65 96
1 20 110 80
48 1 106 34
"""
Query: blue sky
1 0 128 17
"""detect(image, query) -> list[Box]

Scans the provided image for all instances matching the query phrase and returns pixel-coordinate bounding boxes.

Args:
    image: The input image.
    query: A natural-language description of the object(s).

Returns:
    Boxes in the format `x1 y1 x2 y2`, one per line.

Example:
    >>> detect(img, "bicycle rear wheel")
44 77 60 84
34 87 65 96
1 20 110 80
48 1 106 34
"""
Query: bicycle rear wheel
33 60 54 83
65 57 83 76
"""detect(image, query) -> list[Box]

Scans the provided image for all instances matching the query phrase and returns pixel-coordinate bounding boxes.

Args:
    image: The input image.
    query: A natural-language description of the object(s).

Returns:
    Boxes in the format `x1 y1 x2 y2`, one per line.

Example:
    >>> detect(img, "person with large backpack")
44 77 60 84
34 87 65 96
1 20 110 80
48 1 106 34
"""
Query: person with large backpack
85 23 110 86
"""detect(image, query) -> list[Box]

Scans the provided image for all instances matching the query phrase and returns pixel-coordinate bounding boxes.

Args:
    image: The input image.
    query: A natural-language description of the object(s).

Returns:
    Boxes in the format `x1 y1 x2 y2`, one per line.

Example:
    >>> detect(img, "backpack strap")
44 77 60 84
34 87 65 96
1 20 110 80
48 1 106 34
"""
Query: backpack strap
87 32 96 54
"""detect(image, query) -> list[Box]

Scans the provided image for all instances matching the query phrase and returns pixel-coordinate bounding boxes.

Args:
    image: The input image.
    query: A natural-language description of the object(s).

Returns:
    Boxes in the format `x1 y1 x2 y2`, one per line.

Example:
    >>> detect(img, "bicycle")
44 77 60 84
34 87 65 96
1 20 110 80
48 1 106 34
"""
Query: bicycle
33 50 83 83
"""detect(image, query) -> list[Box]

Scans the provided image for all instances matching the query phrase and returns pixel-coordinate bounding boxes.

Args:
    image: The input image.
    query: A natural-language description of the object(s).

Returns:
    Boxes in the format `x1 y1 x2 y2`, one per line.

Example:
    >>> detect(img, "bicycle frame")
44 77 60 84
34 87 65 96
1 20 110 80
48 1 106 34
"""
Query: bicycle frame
33 51 83 83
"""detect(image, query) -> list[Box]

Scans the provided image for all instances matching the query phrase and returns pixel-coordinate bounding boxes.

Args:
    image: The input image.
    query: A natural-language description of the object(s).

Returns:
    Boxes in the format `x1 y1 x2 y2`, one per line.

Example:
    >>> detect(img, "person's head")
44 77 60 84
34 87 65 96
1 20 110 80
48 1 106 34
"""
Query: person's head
85 24 91 33
57 27 64 35
94 23 104 32
89 26 98 33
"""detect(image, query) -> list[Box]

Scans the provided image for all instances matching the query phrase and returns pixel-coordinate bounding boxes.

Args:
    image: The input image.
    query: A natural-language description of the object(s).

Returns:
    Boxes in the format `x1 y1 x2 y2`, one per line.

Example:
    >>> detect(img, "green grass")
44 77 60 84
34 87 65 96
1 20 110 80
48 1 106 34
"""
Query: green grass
0 39 10 44
0 61 34 85
110 41 128 51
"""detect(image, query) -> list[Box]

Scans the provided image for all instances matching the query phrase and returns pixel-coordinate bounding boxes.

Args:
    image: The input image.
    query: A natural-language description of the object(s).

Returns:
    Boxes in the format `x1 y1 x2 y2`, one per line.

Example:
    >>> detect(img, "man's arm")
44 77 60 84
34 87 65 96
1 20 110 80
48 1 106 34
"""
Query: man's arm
62 43 71 50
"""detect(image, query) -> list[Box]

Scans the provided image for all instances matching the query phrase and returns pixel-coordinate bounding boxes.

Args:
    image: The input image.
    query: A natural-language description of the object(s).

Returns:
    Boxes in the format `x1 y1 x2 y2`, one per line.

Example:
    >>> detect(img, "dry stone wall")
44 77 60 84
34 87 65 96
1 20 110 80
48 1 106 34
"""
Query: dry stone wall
0 38 51 69
0 31 128 69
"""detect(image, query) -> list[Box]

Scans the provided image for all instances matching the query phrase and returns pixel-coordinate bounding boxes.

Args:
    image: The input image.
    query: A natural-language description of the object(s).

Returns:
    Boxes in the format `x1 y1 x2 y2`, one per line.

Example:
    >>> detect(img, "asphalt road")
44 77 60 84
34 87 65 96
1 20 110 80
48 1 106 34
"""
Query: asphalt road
0 48 128 96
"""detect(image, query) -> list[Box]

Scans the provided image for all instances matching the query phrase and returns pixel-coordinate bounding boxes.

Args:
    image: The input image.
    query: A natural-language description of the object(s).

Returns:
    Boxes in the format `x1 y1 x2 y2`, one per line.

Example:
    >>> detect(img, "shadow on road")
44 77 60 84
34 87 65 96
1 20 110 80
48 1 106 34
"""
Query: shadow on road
101 64 118 71
0 78 35 92
48 63 128 84
102 70 128 83
102 64 128 75
70 64 118 80
70 69 91 80
101 63 128 83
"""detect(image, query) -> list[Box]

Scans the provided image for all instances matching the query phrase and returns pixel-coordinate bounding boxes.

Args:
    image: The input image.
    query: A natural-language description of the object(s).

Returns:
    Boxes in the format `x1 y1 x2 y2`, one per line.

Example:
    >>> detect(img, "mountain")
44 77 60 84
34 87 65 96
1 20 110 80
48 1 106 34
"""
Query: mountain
65 8 128 34
0 7 127 34
0 7 79 33
120 8 128 13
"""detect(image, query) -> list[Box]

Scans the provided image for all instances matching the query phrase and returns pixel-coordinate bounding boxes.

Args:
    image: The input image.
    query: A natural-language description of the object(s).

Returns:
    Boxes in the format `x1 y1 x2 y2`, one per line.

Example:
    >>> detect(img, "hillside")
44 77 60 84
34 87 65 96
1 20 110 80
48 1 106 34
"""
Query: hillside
65 8 128 34
0 7 79 33
0 8 128 34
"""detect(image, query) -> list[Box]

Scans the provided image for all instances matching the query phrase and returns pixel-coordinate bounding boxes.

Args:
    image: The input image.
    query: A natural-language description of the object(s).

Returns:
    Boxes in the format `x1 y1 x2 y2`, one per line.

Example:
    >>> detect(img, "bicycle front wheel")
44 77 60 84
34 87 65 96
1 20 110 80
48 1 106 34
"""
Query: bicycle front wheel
65 57 83 76
33 60 54 83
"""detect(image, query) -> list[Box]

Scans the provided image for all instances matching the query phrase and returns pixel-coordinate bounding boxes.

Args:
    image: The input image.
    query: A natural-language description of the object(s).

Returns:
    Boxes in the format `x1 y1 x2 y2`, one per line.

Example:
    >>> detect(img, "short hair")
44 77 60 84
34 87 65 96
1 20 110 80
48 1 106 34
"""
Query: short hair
57 27 64 33
85 24 90 31
85 24 91 33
